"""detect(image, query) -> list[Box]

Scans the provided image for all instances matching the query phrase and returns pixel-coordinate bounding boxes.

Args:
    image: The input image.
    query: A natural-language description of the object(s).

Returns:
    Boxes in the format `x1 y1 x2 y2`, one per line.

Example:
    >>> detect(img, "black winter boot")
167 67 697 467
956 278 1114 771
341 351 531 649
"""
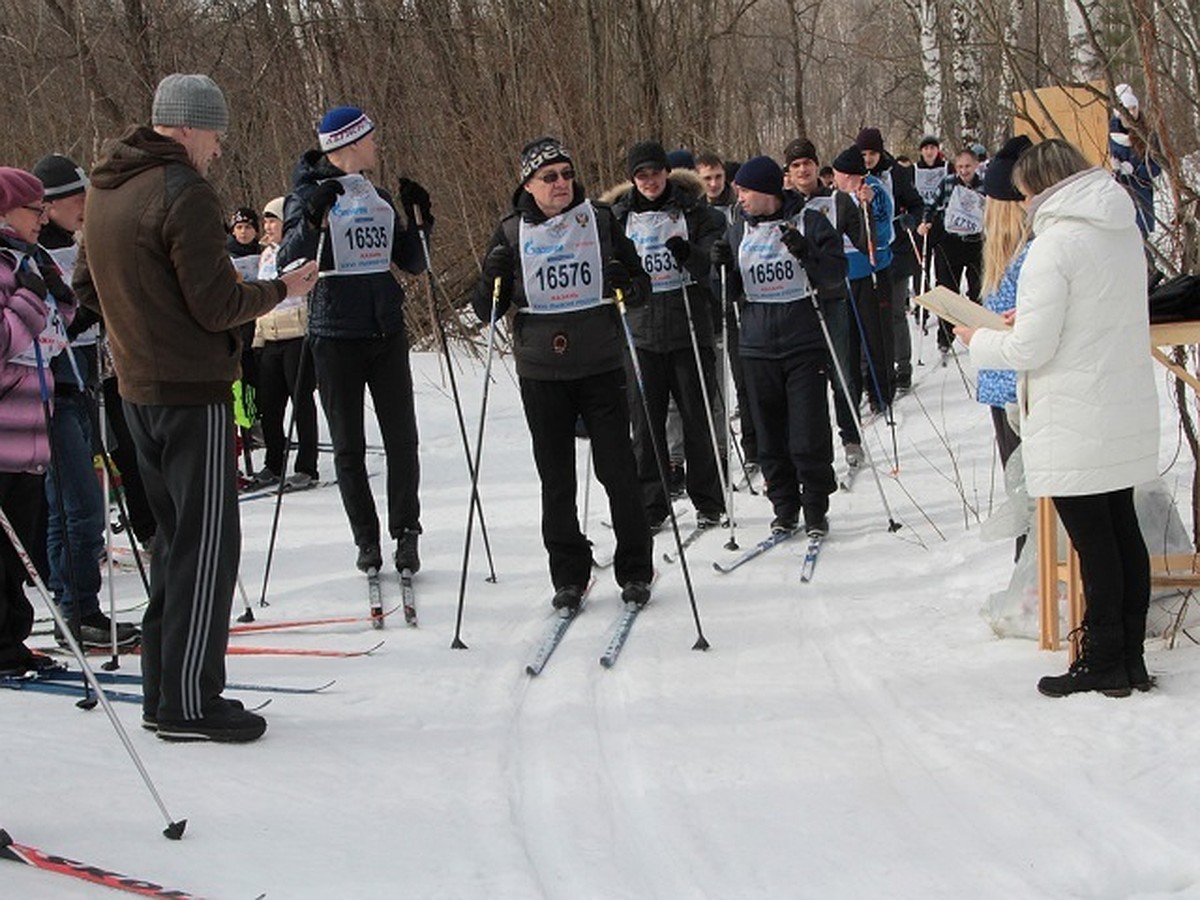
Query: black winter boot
1124 612 1153 692
1037 623 1131 698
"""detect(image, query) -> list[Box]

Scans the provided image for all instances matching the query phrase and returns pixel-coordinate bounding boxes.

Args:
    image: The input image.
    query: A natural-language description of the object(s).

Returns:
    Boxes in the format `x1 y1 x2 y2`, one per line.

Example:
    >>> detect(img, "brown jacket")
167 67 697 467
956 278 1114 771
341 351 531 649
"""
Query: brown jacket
74 126 285 405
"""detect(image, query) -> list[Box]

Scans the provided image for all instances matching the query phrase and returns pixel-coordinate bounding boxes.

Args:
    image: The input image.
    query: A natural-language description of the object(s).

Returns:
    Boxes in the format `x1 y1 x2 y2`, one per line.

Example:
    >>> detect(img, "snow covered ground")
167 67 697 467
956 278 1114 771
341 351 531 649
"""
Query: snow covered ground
5 323 1200 899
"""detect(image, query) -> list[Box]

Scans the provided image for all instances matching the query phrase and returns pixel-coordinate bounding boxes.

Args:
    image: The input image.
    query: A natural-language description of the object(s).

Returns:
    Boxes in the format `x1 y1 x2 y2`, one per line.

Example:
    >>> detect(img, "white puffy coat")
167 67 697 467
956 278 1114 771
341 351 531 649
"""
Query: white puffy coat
969 168 1158 497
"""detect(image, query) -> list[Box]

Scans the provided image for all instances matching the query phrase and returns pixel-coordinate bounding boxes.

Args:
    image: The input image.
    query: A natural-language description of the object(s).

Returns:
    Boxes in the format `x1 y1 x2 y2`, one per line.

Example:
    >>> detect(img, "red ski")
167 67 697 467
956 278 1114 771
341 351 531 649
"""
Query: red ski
229 604 402 635
0 828 205 898
225 640 385 657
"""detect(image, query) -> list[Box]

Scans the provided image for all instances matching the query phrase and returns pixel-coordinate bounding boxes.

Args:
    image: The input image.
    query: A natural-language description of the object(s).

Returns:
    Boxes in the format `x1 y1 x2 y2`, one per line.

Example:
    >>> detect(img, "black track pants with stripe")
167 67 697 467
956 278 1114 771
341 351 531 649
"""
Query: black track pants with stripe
125 401 238 721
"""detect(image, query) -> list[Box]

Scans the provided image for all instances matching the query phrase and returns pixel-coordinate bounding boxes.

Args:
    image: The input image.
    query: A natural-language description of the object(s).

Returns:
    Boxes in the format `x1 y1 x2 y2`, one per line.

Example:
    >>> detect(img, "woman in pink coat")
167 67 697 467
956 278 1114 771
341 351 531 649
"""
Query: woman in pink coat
0 166 61 672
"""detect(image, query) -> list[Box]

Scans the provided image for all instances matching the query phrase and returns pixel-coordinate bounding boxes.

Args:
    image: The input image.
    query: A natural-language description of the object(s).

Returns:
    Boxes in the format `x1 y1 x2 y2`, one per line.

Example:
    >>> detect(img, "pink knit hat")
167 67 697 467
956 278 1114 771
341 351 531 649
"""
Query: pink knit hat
0 167 44 216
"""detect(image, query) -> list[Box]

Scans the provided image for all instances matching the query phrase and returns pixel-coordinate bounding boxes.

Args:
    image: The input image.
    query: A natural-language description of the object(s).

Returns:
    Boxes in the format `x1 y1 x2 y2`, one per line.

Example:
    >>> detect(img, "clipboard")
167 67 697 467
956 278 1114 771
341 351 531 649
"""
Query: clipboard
913 285 1011 331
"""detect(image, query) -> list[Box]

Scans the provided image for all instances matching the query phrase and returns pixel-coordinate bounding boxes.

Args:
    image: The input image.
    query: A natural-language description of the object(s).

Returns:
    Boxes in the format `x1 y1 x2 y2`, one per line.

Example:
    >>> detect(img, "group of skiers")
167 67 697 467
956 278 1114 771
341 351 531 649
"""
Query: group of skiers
0 67 1168 742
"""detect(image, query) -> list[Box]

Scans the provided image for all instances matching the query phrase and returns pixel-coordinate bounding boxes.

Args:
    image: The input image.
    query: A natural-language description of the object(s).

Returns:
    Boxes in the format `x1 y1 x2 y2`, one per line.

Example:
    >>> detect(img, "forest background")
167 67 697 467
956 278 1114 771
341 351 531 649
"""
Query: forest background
5 0 1199 323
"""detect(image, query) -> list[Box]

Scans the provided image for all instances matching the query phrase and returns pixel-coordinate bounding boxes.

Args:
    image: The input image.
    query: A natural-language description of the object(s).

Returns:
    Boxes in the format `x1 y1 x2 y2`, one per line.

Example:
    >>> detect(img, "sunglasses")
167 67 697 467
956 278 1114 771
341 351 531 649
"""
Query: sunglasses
535 169 575 184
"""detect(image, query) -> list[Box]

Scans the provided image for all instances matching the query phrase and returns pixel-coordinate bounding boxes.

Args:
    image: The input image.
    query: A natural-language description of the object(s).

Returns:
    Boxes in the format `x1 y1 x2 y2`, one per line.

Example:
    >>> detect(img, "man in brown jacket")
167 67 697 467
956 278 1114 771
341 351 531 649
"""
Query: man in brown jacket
74 73 315 743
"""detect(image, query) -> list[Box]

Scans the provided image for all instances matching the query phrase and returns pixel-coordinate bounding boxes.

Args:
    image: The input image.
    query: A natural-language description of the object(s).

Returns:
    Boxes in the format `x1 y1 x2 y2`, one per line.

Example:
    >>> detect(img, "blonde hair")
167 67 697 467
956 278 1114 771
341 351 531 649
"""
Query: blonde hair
981 198 1030 297
1011 138 1089 198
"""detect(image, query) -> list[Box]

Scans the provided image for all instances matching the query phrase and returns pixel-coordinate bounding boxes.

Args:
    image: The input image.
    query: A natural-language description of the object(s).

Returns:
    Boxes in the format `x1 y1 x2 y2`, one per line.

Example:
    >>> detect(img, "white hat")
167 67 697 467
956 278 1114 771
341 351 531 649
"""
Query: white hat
1116 83 1139 113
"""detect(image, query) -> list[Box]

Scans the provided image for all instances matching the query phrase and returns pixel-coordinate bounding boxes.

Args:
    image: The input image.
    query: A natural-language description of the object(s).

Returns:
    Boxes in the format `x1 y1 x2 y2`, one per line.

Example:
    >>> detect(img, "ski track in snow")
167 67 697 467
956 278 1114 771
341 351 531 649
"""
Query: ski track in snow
8 329 1200 899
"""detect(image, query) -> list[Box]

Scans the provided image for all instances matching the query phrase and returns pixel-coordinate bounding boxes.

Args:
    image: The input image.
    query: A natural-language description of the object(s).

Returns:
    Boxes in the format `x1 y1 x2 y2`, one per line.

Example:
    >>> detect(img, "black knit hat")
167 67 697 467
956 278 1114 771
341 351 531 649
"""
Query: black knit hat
520 136 573 184
733 155 784 197
983 135 1033 201
855 127 885 154
831 146 867 176
919 135 941 149
784 138 818 166
32 154 88 200
627 141 669 178
230 206 259 230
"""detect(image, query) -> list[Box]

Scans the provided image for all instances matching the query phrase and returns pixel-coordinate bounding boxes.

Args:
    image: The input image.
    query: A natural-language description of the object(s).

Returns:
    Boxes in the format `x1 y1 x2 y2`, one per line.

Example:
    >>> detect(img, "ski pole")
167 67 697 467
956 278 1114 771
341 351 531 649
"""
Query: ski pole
253 336 311 615
679 280 732 519
719 267 738 550
909 229 928 368
808 293 901 532
846 277 899 473
616 290 709 652
94 344 122 671
450 276 501 650
580 438 593 537
413 208 497 582
0 507 187 839
32 336 90 696
253 233 330 616
724 296 758 496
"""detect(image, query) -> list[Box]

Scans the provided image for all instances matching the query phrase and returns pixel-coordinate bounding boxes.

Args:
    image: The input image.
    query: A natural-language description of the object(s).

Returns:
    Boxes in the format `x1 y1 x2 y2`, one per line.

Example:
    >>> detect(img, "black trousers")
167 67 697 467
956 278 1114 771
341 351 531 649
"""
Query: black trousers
103 376 156 544
742 350 836 523
848 269 895 410
310 333 421 552
258 337 319 479
1053 487 1149 628
933 235 982 350
725 304 757 462
0 472 42 670
520 370 653 590
126 402 239 721
627 346 725 523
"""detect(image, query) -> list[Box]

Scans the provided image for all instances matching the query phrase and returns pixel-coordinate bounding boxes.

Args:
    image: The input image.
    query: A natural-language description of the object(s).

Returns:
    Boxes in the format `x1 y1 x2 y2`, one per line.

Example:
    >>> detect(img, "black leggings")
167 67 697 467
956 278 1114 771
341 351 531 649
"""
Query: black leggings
1052 487 1149 627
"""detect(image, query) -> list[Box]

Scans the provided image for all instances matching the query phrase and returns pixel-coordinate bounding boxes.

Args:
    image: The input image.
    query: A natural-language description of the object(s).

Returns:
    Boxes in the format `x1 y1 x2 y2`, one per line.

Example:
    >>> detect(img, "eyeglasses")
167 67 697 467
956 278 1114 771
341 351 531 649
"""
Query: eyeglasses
536 169 575 184
21 204 48 217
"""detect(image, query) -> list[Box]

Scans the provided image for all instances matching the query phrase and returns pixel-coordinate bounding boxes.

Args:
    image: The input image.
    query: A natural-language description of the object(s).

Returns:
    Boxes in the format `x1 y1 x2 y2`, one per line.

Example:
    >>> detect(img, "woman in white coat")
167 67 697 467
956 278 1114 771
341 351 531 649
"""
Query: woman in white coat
957 139 1159 698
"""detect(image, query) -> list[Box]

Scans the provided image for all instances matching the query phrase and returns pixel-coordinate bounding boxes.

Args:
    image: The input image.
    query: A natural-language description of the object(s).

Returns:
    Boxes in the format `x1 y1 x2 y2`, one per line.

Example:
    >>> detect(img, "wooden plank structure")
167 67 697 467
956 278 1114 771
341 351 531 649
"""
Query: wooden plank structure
1036 321 1200 658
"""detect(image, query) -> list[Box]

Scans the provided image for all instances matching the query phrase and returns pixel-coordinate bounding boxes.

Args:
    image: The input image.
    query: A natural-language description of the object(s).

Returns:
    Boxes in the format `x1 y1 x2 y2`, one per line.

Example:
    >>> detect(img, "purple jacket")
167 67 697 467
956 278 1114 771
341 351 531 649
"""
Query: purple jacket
1 245 54 473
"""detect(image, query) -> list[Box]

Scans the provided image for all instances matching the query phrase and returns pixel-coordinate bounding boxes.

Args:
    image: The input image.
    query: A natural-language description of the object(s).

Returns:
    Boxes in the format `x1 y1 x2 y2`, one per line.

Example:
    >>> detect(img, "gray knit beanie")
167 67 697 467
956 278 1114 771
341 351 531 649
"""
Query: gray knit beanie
151 74 229 132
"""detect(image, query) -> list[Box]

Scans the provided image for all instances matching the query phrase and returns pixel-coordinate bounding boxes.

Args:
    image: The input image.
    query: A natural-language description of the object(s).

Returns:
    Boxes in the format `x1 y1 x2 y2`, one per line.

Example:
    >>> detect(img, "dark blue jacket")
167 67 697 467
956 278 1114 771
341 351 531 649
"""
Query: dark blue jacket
277 150 426 339
725 191 847 360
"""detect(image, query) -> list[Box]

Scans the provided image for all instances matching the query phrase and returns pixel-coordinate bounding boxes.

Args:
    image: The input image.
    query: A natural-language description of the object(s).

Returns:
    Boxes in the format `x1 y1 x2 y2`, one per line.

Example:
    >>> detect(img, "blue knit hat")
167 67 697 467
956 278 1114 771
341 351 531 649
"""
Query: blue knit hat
733 155 784 197
666 148 696 170
318 107 375 152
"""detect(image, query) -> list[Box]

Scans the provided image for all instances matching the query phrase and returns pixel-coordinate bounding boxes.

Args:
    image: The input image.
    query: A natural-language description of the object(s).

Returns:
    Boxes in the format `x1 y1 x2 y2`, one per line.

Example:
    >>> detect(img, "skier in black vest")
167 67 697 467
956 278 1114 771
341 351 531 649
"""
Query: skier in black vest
472 137 654 611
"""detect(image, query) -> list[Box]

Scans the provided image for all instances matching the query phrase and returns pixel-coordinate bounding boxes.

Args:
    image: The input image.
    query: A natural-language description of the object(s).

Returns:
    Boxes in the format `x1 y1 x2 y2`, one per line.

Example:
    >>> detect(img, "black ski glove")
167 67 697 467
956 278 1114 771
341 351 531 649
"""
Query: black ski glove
779 224 811 262
304 179 344 227
665 236 691 266
16 268 47 299
482 244 513 282
605 259 634 293
710 239 733 268
398 178 432 228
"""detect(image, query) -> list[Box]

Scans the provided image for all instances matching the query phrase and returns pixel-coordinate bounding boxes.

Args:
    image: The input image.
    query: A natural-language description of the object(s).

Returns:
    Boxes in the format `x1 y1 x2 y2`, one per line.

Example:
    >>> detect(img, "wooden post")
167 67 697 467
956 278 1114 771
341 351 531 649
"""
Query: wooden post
1036 497 1060 650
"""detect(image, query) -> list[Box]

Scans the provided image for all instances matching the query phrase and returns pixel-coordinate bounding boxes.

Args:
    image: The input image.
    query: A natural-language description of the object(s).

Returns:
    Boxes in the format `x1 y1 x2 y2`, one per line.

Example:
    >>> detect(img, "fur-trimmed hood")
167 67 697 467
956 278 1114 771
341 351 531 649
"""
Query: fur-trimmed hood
598 168 707 207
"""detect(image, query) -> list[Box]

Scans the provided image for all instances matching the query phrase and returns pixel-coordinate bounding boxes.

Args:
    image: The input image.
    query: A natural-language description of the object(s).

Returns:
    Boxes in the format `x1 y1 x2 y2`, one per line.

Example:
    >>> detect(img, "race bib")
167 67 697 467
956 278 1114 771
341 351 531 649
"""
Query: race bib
328 174 395 275
915 168 943 205
738 219 813 304
518 201 605 314
944 184 985 236
230 254 261 282
626 210 690 294
257 245 304 311
6 254 70 367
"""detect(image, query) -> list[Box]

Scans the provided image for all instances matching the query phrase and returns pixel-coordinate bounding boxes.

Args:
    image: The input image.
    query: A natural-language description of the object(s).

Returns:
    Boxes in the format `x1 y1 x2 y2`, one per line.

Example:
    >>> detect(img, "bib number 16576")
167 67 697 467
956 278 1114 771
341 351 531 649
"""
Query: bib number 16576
533 260 592 291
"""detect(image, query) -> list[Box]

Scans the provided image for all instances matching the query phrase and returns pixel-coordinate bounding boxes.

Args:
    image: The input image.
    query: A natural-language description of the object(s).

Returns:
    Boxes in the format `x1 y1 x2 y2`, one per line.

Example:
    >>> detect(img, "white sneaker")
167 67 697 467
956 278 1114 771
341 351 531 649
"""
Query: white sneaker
285 472 315 490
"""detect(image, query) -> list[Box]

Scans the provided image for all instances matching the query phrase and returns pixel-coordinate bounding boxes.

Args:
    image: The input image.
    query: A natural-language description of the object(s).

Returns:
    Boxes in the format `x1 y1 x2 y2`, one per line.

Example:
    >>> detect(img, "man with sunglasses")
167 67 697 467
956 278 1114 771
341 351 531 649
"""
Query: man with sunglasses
472 137 654 613
606 141 727 533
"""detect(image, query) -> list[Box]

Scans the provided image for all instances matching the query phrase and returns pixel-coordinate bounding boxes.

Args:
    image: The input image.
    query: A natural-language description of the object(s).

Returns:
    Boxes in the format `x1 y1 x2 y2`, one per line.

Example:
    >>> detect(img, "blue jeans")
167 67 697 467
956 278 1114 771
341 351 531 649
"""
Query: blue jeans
45 393 105 618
